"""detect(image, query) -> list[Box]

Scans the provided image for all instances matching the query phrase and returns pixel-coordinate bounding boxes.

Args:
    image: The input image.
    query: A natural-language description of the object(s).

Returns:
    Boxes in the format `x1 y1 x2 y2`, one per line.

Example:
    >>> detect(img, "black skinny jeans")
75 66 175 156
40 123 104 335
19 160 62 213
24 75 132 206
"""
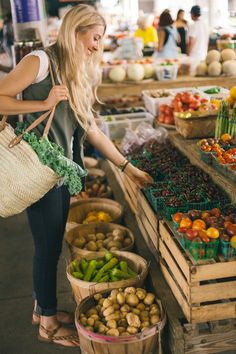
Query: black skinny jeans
27 185 70 316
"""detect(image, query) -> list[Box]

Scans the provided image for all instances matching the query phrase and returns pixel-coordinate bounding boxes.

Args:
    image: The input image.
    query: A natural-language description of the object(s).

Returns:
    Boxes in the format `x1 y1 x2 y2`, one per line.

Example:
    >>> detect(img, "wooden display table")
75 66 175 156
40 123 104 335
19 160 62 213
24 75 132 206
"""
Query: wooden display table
98 76 236 100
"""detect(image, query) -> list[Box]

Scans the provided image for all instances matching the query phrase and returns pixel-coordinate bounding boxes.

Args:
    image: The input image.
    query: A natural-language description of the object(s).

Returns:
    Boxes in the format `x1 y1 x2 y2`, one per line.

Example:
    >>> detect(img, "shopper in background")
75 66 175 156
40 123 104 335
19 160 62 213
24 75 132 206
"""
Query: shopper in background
154 9 178 59
135 14 158 48
175 9 188 54
188 5 208 72
0 4 153 348
2 13 13 60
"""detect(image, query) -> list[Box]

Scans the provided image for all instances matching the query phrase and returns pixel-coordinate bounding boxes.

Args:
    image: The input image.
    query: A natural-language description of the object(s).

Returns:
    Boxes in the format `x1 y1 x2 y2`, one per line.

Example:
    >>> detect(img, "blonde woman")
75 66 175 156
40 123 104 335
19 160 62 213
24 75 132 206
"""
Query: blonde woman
0 4 152 348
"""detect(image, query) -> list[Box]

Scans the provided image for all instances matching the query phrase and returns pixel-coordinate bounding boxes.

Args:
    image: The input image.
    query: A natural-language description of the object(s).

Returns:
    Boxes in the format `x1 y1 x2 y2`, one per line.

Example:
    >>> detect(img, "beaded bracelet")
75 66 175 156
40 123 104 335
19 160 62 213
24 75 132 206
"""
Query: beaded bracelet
118 159 130 172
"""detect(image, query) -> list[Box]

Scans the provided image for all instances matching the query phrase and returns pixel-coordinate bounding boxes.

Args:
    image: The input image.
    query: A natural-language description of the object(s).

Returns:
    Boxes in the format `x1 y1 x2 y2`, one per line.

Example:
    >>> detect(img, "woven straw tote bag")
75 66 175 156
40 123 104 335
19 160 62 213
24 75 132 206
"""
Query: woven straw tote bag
0 65 61 218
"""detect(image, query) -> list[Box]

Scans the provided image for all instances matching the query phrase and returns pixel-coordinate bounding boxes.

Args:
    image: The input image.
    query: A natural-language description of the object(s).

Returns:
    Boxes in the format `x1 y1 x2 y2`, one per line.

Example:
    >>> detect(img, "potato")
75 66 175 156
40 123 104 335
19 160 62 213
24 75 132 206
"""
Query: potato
98 247 108 252
94 293 102 301
87 241 97 251
106 328 119 337
121 331 131 336
126 294 139 307
124 287 136 294
126 313 141 328
94 320 103 329
127 326 138 334
120 311 128 319
107 319 117 329
114 235 124 243
96 240 104 248
87 317 95 326
103 305 114 317
144 293 155 306
140 310 149 321
86 308 98 317
112 229 126 238
73 236 86 248
90 314 99 321
137 303 146 311
136 288 147 300
80 317 87 326
98 323 108 334
85 326 93 331
118 319 127 327
96 232 106 240
86 233 97 241
103 299 113 309
120 304 130 313
117 292 125 305
141 320 150 328
109 289 119 302
98 298 105 306
113 303 120 310
132 308 140 315
117 326 126 334
150 314 160 325
149 304 160 316
105 311 120 321
123 237 132 247
103 236 113 246
107 240 122 249
109 247 119 251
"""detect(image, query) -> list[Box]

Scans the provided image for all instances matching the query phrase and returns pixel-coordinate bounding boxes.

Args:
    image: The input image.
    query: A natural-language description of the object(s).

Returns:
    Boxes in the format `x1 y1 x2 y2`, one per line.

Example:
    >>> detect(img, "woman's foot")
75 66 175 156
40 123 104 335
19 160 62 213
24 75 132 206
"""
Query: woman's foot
32 310 74 326
38 316 79 347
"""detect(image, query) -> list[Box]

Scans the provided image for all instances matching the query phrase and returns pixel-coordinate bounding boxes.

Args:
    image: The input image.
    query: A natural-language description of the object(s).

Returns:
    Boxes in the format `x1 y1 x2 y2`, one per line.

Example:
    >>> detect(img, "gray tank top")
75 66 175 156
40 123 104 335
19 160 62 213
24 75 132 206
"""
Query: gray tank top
23 52 85 167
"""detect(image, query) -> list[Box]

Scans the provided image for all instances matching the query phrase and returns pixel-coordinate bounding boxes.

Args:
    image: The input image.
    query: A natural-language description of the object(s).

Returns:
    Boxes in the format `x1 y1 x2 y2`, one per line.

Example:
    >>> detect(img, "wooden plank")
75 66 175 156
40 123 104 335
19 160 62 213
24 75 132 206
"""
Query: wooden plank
160 259 191 323
159 221 190 282
137 191 157 231
159 238 190 301
139 210 158 250
98 76 236 99
135 215 159 262
192 261 236 282
191 280 236 303
191 302 236 323
185 327 236 354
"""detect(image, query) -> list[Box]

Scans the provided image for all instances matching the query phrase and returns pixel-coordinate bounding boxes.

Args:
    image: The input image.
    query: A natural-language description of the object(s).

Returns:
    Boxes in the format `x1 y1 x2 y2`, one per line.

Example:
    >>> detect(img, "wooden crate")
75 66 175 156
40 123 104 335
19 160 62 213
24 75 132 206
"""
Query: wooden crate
159 220 236 324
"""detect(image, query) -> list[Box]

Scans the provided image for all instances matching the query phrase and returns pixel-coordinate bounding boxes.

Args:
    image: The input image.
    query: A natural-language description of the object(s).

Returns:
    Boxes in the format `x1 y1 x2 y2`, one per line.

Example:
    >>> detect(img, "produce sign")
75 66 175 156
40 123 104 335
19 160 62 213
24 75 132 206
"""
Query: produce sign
70 252 137 282
172 207 236 260
78 287 161 336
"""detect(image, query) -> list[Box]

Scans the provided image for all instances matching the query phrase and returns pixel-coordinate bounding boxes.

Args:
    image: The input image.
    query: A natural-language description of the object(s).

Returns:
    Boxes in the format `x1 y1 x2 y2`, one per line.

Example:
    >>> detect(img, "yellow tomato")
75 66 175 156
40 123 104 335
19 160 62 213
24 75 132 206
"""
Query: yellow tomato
230 235 236 248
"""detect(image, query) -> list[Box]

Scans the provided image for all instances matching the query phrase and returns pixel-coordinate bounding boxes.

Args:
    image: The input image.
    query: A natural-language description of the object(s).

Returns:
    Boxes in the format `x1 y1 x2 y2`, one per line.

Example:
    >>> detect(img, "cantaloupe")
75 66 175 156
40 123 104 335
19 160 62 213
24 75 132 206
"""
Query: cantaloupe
108 66 126 82
207 61 222 76
127 64 145 81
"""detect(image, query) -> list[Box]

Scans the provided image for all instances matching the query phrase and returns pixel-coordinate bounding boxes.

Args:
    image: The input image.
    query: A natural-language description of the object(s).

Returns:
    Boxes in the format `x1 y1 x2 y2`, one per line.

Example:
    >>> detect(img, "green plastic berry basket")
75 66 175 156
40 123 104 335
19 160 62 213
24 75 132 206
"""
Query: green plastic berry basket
184 238 219 261
220 239 236 259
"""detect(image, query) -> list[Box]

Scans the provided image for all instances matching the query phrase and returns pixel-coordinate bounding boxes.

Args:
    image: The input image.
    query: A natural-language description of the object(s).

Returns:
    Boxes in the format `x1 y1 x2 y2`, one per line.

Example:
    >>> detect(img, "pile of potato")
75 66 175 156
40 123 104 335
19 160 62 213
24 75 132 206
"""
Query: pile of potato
85 182 111 198
72 227 133 252
78 287 161 336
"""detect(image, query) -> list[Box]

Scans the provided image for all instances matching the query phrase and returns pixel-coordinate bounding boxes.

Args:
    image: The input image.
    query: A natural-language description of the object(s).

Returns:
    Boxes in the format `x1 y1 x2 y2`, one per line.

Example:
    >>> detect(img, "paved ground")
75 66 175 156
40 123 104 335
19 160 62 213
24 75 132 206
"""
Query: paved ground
0 211 80 354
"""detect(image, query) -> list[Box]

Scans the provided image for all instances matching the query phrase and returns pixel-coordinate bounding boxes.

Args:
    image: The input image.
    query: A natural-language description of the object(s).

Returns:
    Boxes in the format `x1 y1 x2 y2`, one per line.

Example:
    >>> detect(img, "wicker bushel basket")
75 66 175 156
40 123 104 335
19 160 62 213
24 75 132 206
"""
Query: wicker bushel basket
65 222 134 260
66 251 148 304
67 198 123 224
0 112 59 218
75 290 166 354
174 114 217 139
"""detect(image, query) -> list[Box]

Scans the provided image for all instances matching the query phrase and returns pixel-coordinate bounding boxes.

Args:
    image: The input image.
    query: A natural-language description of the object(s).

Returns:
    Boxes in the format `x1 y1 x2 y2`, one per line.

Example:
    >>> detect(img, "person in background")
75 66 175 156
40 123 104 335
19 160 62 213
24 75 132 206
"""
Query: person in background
2 13 13 60
0 4 153 348
175 9 188 54
134 14 158 48
188 5 208 71
154 10 178 59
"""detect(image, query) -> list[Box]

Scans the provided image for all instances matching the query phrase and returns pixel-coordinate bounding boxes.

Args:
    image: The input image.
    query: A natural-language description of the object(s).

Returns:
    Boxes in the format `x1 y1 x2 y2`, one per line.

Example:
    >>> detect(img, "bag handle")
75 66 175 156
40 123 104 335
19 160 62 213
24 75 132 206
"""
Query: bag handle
1 60 58 147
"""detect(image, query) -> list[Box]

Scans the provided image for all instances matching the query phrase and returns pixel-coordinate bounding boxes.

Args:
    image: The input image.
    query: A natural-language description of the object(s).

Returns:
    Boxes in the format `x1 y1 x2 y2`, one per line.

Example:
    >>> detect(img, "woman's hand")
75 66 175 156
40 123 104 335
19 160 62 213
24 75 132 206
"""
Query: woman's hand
44 85 69 110
124 163 153 189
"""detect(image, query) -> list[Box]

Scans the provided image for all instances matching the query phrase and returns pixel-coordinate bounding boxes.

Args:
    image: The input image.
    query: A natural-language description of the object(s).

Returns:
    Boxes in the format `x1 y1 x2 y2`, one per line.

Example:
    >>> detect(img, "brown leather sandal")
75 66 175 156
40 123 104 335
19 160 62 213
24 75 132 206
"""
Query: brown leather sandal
32 310 74 326
38 323 80 347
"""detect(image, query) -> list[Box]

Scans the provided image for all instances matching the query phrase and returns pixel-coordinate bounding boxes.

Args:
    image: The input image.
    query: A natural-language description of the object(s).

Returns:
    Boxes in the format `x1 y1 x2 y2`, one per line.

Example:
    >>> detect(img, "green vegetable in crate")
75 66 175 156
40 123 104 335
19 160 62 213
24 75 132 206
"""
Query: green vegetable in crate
93 257 119 282
83 260 97 281
204 87 220 94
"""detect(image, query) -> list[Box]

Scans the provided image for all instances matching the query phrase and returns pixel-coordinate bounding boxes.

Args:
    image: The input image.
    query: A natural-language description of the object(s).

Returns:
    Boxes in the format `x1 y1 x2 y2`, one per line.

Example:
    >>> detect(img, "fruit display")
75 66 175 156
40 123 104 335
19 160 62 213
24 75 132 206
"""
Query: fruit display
78 286 161 336
72 226 133 252
172 206 236 260
70 252 137 282
127 141 230 220
82 211 112 224
196 49 236 77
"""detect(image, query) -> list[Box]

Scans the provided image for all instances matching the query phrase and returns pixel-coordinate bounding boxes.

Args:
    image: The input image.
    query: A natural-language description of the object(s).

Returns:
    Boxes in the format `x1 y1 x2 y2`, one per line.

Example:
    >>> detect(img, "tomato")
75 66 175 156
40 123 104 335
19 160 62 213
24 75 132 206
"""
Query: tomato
177 227 187 234
201 211 211 219
224 220 232 229
173 212 183 223
210 208 221 217
206 227 220 239
192 219 206 230
230 235 236 248
180 217 192 229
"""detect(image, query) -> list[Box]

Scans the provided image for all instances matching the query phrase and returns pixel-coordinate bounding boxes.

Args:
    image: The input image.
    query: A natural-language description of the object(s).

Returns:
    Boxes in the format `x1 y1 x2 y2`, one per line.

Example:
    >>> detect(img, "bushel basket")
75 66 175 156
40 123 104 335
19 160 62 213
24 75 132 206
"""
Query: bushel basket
0 112 59 218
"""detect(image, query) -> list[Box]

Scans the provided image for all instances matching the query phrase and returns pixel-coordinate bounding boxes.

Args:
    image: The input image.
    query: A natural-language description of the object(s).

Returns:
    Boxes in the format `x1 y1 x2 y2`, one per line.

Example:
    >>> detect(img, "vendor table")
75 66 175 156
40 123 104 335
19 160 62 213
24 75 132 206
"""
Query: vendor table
101 131 236 353
98 76 236 100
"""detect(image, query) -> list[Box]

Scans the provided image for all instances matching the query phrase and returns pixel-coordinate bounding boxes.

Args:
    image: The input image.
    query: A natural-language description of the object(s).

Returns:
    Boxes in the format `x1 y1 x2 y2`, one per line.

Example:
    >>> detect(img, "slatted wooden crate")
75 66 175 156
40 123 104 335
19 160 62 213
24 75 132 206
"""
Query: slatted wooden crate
159 220 236 324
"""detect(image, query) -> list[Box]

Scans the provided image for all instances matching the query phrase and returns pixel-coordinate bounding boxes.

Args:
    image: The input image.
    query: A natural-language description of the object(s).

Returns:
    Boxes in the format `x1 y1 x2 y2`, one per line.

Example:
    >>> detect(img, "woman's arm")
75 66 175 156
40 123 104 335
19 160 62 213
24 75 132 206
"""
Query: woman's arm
0 55 68 115
86 123 153 188
157 29 165 52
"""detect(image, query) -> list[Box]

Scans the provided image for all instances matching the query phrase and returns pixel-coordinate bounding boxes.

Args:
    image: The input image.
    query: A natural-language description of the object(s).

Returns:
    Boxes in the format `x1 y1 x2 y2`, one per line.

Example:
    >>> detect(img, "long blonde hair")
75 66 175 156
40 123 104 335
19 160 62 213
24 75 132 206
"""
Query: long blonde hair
48 4 106 130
